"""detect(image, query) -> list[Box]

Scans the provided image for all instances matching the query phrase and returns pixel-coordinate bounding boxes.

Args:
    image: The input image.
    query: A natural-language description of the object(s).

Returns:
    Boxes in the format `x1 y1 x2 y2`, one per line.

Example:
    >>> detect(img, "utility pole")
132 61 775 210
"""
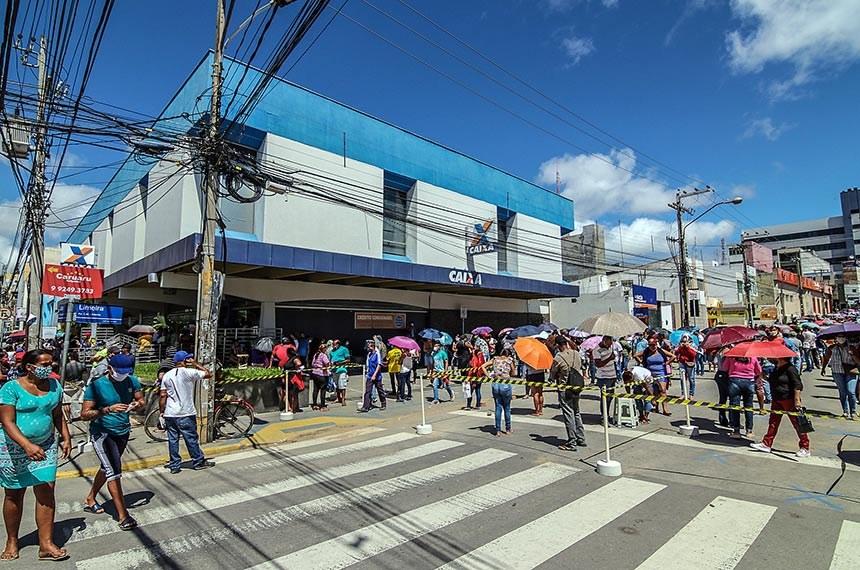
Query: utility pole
195 0 226 443
741 243 754 327
25 36 50 350
668 187 713 328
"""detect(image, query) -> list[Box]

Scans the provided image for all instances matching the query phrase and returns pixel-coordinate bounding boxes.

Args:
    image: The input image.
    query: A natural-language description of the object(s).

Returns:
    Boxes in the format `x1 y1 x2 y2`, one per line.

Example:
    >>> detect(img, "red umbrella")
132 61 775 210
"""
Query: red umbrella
701 326 758 351
724 340 796 359
5 330 25 340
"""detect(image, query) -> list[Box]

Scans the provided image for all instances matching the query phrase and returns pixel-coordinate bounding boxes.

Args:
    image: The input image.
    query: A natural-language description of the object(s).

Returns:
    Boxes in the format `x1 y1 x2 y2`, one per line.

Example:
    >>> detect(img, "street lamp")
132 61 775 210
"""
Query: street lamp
670 189 743 328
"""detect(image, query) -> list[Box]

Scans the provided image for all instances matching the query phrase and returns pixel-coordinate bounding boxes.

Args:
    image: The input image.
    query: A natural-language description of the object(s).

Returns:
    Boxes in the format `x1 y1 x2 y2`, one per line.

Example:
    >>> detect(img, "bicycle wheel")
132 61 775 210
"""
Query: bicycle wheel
213 402 255 438
143 409 168 442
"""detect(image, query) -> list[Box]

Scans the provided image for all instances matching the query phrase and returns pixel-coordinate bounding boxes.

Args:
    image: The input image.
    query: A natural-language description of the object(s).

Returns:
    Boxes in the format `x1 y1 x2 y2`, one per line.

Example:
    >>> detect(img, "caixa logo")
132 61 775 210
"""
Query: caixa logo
448 270 482 286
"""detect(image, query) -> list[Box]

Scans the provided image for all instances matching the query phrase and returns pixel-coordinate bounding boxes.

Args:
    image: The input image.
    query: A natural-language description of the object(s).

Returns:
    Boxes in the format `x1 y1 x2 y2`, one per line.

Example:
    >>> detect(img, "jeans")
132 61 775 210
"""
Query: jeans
558 389 584 444
802 348 816 372
715 373 729 426
397 371 412 400
467 382 482 408
762 399 810 450
695 353 706 375
729 377 756 433
432 376 453 401
832 372 858 415
362 377 386 410
166 415 205 470
492 383 513 432
681 364 696 397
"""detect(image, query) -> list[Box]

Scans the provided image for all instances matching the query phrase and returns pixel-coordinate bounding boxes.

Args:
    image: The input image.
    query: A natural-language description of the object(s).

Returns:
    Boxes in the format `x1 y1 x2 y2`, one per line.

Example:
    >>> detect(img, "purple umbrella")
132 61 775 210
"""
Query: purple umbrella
388 336 421 351
569 329 590 338
537 323 558 333
818 322 860 339
471 326 493 335
580 336 603 350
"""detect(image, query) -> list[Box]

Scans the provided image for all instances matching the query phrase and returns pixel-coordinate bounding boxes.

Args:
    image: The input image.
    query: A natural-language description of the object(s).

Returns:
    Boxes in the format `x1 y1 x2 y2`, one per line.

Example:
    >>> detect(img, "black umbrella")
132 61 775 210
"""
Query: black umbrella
507 325 541 339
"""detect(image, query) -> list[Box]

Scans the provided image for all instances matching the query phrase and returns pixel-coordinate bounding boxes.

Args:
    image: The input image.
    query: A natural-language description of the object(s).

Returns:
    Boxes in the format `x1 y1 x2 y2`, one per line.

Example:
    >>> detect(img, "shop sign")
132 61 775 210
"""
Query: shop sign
42 264 104 299
465 219 496 256
448 269 482 286
41 326 57 340
58 303 123 324
632 285 657 309
60 243 96 266
354 312 407 330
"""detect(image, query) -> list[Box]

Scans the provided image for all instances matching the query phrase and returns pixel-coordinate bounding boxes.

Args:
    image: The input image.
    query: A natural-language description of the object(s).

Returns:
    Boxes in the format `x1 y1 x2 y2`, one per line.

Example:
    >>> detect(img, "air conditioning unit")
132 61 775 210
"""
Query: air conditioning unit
1 116 30 159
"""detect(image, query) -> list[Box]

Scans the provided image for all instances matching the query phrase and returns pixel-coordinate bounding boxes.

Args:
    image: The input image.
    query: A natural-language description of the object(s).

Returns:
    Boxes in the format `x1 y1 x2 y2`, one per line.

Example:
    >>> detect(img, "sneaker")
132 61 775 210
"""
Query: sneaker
380 406 387 411
431 400 440 405
169 467 181 475
749 442 772 453
193 460 215 470
357 408 370 413
575 440 587 448
796 448 812 458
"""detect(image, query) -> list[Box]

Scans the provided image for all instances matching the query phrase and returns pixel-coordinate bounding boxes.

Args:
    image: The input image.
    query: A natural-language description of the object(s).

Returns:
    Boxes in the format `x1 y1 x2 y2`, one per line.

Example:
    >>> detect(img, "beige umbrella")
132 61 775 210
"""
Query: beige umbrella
577 312 646 338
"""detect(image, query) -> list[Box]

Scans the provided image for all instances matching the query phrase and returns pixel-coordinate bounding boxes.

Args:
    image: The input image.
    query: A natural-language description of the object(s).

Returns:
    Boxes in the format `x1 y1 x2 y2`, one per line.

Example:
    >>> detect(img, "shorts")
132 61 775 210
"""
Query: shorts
92 432 130 483
336 371 349 389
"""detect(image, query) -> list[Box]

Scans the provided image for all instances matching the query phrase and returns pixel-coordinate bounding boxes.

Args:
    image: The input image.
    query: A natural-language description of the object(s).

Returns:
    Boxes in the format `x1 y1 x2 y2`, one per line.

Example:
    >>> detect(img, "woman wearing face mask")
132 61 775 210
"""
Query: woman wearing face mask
0 349 71 561
821 336 860 420
750 356 810 457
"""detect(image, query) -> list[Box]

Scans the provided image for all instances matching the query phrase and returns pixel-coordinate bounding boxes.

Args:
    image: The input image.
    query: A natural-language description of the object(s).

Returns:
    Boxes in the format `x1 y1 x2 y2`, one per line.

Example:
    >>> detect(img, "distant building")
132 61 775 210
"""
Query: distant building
562 223 606 282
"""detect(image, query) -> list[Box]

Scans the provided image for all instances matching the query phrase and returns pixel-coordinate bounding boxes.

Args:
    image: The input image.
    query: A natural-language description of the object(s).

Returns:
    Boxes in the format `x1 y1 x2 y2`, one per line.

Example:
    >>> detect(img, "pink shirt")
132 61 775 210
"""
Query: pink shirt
721 357 762 379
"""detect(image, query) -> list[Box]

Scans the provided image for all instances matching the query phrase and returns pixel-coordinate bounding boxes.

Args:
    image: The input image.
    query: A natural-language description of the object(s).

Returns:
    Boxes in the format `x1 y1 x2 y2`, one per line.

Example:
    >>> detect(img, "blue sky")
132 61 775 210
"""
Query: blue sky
2 0 859 264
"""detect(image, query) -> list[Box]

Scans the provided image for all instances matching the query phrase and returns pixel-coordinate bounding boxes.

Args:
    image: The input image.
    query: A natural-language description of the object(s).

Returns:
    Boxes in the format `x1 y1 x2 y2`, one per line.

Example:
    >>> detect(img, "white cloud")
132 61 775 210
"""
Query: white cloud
741 117 795 142
561 35 595 65
730 184 756 199
604 217 736 258
726 0 860 100
601 0 619 7
537 148 676 220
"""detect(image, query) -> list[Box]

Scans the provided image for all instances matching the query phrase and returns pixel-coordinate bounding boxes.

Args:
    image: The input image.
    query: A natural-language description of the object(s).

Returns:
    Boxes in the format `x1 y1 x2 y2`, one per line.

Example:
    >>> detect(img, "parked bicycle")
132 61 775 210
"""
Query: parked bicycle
144 386 255 442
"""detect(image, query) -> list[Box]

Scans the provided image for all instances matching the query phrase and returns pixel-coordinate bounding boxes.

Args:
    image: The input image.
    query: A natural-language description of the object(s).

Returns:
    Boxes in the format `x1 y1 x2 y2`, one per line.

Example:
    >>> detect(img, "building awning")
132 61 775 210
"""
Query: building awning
106 234 579 300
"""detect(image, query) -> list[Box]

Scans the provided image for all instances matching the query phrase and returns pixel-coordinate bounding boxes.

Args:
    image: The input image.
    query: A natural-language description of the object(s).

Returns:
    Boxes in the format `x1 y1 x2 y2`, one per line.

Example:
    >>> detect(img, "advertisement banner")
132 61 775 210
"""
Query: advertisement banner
59 304 123 324
632 285 658 309
354 312 407 330
42 264 104 299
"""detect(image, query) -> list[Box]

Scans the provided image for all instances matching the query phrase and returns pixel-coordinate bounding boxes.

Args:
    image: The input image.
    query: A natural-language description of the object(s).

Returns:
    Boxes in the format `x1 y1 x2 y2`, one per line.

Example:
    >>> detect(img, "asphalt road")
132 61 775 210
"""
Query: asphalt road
9 368 860 569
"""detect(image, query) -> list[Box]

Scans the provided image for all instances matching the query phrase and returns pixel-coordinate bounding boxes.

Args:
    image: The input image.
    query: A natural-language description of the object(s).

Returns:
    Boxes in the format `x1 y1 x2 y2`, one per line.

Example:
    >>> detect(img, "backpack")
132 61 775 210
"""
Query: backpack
373 335 388 362
255 337 274 353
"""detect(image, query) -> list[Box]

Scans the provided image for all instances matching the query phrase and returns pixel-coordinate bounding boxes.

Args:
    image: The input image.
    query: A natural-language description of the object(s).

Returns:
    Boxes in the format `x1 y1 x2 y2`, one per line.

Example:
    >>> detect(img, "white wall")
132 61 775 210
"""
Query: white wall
91 218 111 274
140 157 200 259
413 180 497 272
109 182 144 273
512 214 562 282
549 286 630 328
257 133 383 258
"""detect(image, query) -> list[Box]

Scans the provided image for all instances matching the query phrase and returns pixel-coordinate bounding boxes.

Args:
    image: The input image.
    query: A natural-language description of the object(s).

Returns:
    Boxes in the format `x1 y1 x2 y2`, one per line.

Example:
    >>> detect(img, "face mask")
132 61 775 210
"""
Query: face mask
33 366 52 380
111 372 129 382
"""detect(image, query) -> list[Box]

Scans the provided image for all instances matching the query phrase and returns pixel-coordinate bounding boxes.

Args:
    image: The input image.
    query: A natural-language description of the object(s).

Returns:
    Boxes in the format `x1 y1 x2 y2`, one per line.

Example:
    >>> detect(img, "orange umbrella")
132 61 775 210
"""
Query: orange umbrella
514 337 554 371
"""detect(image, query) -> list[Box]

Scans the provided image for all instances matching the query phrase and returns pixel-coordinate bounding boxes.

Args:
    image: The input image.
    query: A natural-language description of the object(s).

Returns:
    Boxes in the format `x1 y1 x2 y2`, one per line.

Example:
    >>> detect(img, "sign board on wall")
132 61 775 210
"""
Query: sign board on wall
58 304 123 324
465 219 496 255
60 243 96 266
632 285 658 309
42 264 104 299
41 326 57 339
354 312 407 330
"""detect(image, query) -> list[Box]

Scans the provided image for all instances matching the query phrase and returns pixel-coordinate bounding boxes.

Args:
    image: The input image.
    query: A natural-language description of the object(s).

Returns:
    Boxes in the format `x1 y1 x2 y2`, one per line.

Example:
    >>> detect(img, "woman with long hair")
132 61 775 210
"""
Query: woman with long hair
635 338 675 416
481 348 517 436
0 349 72 561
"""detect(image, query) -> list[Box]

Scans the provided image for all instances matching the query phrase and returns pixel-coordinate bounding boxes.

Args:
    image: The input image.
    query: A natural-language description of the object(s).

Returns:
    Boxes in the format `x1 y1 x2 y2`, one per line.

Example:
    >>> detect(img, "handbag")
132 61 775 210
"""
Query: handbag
289 373 305 391
796 408 814 434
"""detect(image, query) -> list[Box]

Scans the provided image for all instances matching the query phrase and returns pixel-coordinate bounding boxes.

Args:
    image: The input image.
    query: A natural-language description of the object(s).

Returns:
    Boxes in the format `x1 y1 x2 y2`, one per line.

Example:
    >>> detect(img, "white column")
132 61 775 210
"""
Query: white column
260 301 276 332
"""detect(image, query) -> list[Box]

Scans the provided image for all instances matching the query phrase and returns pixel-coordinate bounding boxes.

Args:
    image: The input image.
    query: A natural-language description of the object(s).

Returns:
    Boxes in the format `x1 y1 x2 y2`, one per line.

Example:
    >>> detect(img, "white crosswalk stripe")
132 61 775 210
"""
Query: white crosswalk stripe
65 436 460 544
831 520 860 569
635 496 776 570
436 477 665 570
75 447 516 570
246 462 580 570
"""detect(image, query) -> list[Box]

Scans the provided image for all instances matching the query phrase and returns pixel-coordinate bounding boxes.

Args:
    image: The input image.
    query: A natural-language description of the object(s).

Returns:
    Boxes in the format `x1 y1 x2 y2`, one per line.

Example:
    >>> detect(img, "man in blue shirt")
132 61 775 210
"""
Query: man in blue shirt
358 340 385 412
81 364 145 530
431 341 454 404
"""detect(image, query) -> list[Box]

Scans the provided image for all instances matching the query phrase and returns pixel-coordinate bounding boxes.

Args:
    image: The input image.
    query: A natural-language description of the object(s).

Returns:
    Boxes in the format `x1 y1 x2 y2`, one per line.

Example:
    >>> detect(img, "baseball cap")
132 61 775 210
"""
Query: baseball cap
173 350 194 363
108 353 135 375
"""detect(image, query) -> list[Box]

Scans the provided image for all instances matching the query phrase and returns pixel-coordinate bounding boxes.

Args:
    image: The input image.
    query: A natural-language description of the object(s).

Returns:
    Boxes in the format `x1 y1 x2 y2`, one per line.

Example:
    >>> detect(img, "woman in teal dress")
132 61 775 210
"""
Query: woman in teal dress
0 349 72 561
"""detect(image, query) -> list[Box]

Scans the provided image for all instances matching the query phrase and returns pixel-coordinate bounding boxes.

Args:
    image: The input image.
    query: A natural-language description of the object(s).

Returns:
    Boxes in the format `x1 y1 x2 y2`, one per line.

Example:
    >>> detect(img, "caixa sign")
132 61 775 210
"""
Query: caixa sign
448 270 482 286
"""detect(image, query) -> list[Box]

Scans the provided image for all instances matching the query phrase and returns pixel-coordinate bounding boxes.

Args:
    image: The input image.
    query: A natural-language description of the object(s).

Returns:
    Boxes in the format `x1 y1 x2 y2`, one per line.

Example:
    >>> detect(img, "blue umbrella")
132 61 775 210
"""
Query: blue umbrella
418 328 442 340
439 332 454 345
669 330 699 347
537 323 558 333
507 325 541 339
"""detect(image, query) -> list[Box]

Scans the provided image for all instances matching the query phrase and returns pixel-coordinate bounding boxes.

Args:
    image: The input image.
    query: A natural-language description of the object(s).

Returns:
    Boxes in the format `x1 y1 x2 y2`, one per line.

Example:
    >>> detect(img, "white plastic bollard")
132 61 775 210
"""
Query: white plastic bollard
678 368 699 437
596 387 622 477
416 372 432 435
279 371 294 421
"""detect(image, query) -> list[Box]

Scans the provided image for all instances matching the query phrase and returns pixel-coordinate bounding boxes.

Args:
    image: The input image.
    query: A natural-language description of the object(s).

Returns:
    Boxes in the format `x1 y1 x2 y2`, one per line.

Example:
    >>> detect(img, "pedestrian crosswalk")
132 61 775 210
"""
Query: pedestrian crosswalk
54 428 860 570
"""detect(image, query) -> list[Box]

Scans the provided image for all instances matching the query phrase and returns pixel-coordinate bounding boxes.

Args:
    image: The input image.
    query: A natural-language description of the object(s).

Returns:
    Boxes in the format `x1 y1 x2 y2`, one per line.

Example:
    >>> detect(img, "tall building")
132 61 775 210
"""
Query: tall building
562 223 606 282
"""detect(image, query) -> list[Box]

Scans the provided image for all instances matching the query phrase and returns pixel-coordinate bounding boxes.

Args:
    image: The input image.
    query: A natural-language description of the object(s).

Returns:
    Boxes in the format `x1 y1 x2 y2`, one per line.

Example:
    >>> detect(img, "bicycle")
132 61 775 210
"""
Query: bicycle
144 387 256 442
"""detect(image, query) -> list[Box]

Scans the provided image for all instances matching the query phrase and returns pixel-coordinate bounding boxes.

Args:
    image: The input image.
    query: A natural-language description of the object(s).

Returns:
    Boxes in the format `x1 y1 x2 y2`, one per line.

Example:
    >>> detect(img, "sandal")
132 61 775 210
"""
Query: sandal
83 501 105 514
0 550 18 561
37 549 69 561
118 517 138 531
558 444 576 451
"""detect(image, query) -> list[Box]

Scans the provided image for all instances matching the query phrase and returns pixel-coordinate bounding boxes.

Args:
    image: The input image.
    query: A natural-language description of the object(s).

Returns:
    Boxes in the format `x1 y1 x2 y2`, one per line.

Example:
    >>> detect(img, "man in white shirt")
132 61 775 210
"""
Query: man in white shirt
591 335 618 418
159 351 215 474
800 327 817 373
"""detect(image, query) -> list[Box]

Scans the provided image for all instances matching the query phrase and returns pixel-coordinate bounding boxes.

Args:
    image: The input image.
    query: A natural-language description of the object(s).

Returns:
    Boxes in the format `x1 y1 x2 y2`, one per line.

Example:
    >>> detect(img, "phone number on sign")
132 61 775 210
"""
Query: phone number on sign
49 285 94 295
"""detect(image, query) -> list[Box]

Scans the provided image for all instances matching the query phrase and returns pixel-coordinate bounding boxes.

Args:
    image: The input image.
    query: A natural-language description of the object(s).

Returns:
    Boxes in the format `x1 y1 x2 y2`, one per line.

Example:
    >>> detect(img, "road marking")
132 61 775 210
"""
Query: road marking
57 427 386 514
831 520 860 569
448 410 855 471
75 448 516 570
437 477 665 570
246 462 580 570
65 437 459 544
635 496 775 570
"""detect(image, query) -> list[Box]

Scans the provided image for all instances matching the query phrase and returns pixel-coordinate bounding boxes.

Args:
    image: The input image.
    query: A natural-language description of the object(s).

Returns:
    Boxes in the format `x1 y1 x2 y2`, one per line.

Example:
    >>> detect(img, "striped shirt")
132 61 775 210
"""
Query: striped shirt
829 345 856 374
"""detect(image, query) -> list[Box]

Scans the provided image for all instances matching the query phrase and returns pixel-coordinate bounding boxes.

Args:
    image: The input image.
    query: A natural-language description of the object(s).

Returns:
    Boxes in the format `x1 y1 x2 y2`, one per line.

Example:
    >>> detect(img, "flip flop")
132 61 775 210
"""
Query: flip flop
83 501 105 514
0 551 18 561
37 549 69 561
119 516 138 531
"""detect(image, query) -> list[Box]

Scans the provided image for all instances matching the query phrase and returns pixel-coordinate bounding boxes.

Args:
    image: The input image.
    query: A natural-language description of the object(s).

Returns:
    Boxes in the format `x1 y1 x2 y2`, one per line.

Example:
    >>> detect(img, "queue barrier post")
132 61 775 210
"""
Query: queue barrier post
596 386 622 477
678 367 698 437
416 371 432 435
279 368 293 421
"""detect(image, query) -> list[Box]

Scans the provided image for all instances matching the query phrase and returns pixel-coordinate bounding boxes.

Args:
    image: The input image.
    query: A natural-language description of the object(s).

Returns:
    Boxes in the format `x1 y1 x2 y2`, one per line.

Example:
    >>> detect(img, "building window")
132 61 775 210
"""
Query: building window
497 207 515 273
382 171 414 257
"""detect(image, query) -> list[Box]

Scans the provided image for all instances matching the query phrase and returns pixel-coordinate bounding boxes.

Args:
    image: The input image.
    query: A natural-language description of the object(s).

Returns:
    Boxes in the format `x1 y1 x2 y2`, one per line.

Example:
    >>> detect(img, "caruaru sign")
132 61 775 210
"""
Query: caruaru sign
449 270 482 286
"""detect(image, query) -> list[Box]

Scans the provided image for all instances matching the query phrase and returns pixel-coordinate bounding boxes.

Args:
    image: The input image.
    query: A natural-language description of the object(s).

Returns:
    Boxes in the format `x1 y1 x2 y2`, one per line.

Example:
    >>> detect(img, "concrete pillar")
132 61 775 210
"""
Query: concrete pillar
260 301 276 333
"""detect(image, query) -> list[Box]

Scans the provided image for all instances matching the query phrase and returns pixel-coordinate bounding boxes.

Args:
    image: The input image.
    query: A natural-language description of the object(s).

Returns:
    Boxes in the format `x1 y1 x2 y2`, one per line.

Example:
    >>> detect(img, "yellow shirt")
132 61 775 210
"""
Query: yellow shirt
387 347 402 373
